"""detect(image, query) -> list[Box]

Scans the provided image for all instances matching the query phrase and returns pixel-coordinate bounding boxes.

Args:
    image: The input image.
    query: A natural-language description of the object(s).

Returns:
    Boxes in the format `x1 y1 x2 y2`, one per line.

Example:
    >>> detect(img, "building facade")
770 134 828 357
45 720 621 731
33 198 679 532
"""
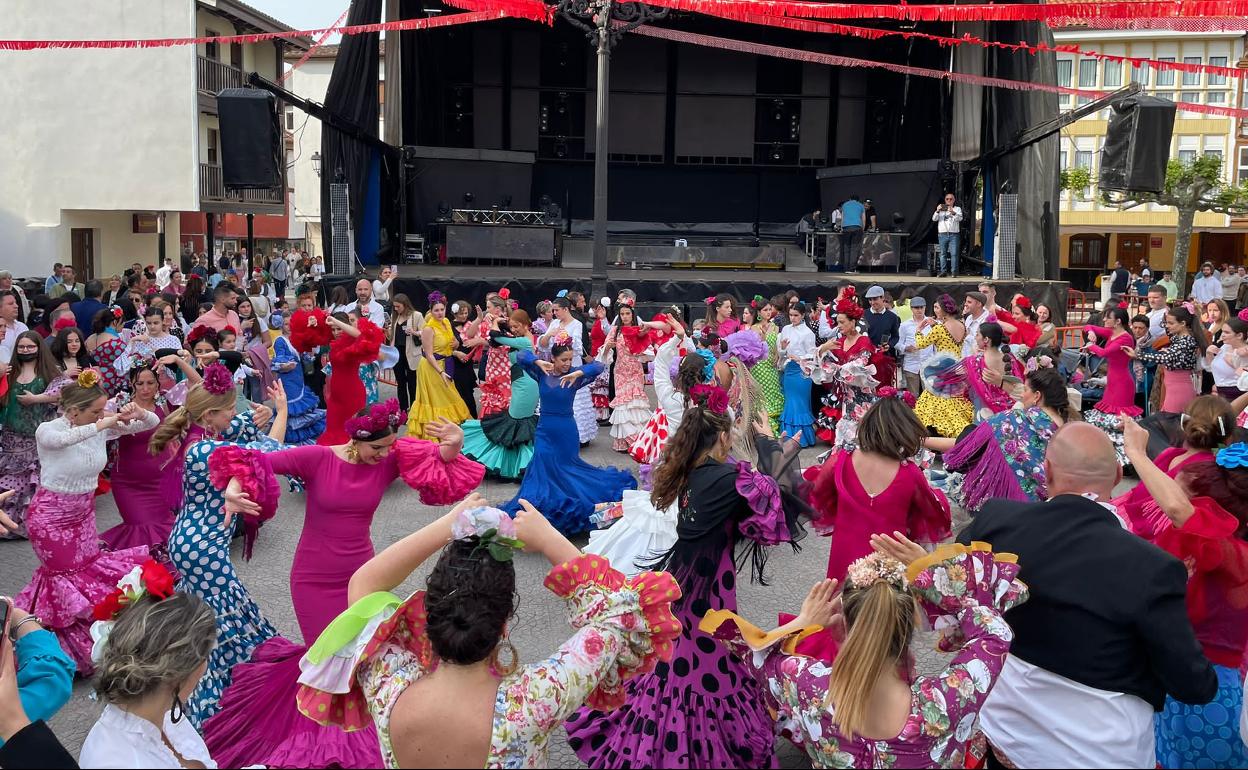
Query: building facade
1055 29 1247 290
0 0 308 280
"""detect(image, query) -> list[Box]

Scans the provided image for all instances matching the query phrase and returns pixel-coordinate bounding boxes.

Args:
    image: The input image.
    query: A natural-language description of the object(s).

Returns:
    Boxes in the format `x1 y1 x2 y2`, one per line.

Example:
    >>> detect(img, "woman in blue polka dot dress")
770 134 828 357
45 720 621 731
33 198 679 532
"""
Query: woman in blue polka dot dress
149 364 290 728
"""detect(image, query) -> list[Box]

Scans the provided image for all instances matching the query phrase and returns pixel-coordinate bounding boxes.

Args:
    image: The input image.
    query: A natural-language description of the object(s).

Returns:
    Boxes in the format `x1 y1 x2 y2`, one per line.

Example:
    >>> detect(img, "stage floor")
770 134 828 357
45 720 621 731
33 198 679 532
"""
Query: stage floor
342 264 1070 322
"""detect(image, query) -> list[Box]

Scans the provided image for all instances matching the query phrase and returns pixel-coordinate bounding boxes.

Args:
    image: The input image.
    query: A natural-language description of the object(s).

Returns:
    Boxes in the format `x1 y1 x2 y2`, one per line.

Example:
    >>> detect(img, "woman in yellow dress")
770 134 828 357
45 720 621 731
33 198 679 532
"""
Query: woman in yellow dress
407 291 471 439
913 294 975 438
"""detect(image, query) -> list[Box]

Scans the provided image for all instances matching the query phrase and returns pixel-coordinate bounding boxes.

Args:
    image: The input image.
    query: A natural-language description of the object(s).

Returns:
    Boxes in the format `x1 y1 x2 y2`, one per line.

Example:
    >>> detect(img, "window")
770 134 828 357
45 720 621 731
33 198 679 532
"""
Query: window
1179 149 1197 163
1070 234 1108 270
1078 59 1098 88
285 109 294 130
1057 59 1073 87
1075 149 1094 169
1238 146 1248 184
207 129 218 165
1156 58 1176 87
1209 90 1228 105
1104 60 1123 87
1210 56 1229 86
1180 91 1201 104
205 30 219 60
1182 57 1202 86
1133 62 1151 86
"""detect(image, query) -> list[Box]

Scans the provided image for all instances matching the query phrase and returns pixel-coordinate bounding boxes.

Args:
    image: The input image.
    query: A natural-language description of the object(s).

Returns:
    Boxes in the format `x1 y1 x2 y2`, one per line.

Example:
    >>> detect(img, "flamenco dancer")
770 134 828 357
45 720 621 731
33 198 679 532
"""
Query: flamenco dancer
538 298 599 445
912 295 973 438
1081 306 1143 463
778 301 817 447
478 291 515 417
0 331 65 539
100 361 177 551
460 310 539 480
201 400 485 768
407 292 471 440
150 365 289 726
606 300 654 452
291 308 383 445
628 317 699 469
567 388 806 768
500 333 636 536
813 290 879 450
14 369 159 675
747 296 785 434
270 313 326 444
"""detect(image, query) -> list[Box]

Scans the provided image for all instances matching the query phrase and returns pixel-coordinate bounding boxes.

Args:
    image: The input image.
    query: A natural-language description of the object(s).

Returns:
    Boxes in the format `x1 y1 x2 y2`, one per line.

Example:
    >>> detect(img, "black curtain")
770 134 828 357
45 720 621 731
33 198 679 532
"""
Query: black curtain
319 0 382 271
987 17 1060 280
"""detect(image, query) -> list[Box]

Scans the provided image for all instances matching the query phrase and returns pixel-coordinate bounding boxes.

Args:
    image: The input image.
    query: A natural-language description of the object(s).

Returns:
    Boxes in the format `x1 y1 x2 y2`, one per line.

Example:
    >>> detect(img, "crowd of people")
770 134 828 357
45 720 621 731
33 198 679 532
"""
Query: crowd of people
0 256 1247 769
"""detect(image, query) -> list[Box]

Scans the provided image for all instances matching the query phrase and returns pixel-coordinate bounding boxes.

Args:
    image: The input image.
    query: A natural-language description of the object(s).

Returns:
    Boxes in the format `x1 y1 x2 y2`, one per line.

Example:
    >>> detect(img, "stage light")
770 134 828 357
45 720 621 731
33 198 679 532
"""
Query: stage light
555 140 568 159
770 144 782 161
463 192 474 204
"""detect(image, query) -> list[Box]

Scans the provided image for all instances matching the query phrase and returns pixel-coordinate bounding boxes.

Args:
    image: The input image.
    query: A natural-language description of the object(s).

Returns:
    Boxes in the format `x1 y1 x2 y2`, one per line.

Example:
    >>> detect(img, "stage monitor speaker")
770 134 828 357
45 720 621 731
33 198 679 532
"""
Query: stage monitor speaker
217 89 282 189
1099 94 1175 195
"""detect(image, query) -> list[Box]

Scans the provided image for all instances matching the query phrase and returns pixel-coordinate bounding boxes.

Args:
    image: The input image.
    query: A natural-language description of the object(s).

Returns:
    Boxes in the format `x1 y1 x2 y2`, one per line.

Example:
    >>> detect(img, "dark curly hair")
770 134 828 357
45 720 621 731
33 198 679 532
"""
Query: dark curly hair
674 352 707 400
424 539 517 665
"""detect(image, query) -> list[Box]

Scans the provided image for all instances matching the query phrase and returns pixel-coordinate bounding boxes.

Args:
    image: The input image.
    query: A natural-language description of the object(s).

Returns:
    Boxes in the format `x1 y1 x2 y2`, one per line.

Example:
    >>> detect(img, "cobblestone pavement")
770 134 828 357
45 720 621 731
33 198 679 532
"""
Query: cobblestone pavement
3 405 1128 767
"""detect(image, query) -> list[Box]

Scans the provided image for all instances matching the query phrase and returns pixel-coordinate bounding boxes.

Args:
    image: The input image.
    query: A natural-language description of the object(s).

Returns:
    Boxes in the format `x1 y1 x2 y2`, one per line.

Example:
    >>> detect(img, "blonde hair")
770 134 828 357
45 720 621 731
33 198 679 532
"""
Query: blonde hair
826 576 917 739
148 383 237 455
94 593 216 704
59 381 107 412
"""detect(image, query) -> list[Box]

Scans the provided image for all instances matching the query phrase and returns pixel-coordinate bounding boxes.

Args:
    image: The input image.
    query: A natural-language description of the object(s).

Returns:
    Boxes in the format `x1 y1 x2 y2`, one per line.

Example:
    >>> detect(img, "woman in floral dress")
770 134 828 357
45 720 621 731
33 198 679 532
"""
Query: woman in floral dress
700 538 1027 769
913 294 973 438
0 332 65 539
606 302 653 452
747 296 784 435
295 498 681 769
478 294 513 418
149 368 289 726
813 293 878 450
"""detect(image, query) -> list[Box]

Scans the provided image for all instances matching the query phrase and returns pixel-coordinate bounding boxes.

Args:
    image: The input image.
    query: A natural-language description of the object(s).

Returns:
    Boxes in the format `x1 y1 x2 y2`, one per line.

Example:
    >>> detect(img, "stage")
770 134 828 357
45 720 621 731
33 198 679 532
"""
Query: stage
332 264 1070 324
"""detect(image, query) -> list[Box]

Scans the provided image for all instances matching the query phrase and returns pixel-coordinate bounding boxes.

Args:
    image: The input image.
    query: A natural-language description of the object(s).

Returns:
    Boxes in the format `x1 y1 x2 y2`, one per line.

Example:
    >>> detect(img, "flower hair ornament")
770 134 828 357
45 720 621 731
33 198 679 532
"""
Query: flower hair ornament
89 560 176 665
77 368 102 389
1214 440 1245 469
53 316 78 332
688 383 730 415
845 552 907 591
833 289 864 321
109 306 123 320
427 290 447 307
344 398 406 439
876 385 917 409
186 325 220 348
452 506 525 562
750 294 766 309
450 302 463 315
1238 307 1248 324
1014 296 1032 310
498 287 511 300
201 362 234 395
551 331 574 349
705 296 717 306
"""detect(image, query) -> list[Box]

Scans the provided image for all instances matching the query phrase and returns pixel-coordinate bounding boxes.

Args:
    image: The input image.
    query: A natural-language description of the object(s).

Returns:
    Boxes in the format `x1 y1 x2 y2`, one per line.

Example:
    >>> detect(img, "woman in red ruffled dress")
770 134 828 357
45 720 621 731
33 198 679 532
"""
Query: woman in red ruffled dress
291 308 383 445
201 399 486 768
478 292 514 418
813 291 879 450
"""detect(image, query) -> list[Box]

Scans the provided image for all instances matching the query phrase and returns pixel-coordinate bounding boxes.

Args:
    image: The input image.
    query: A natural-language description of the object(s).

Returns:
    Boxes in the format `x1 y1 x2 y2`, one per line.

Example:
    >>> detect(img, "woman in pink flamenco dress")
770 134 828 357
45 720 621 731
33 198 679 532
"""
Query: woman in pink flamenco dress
100 362 177 552
201 399 486 769
15 370 160 675
792 393 950 661
1082 307 1143 464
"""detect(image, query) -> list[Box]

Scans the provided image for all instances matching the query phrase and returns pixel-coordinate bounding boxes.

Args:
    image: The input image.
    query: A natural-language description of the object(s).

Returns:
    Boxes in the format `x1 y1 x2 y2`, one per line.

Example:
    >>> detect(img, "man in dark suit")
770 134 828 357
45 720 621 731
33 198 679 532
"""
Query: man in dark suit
959 422 1216 768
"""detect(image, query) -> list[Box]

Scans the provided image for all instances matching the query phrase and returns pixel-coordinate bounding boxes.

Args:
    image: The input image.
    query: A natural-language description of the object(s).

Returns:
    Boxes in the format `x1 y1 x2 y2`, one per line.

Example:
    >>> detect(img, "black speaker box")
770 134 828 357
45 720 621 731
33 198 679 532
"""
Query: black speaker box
217 88 283 189
1099 94 1176 195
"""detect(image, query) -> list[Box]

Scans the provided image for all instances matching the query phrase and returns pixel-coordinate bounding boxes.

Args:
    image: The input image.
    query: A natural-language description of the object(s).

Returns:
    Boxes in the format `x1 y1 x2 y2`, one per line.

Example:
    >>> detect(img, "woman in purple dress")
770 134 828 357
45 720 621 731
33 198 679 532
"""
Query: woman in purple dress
101 362 176 552
200 400 486 768
566 385 805 768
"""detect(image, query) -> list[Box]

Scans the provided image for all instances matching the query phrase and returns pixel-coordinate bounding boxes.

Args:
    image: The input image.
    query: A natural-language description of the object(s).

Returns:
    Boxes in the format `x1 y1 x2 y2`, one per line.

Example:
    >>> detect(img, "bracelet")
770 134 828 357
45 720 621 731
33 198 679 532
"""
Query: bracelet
10 615 43 640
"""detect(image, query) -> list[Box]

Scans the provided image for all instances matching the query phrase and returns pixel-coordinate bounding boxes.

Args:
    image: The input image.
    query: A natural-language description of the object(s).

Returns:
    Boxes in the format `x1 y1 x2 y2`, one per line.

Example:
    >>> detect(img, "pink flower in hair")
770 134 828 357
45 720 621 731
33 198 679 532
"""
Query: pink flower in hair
201 363 233 395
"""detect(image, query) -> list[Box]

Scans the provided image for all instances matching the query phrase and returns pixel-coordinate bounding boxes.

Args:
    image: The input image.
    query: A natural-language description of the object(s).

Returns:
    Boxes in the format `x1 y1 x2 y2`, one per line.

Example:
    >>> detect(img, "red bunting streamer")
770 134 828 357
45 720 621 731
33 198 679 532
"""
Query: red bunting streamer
0 9 533 51
625 22 1248 120
624 0 1248 23
279 6 350 83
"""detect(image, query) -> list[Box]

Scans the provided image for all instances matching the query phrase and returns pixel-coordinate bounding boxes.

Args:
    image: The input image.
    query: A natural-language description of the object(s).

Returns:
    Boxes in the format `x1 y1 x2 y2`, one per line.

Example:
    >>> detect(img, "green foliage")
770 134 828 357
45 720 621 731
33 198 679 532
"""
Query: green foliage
1059 166 1092 193
1122 154 1248 214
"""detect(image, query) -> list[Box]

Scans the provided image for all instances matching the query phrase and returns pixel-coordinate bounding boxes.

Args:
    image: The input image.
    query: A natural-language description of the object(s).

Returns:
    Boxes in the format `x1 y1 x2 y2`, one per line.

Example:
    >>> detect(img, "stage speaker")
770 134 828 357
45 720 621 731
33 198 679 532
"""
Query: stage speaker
1099 94 1176 195
217 89 282 189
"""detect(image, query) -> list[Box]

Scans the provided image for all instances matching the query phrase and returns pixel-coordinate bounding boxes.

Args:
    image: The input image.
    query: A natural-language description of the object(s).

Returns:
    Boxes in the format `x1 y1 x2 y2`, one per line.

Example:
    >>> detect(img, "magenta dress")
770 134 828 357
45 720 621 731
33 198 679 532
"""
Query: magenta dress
101 404 174 551
201 439 485 769
1084 326 1143 418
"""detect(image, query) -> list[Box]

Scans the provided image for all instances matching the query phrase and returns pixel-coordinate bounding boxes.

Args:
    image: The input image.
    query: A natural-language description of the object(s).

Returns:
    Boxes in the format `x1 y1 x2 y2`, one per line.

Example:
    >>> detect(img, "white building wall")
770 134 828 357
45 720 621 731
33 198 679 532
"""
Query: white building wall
0 0 200 277
287 58 334 255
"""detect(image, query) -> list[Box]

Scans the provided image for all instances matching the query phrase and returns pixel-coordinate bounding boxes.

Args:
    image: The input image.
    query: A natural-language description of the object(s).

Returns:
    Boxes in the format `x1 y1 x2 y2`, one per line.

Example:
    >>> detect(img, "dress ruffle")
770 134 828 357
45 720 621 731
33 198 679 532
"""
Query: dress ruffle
283 407 327 444
609 401 651 450
206 445 281 560
907 541 1029 645
733 461 790 546
724 330 769 368
628 408 670 464
585 490 678 578
1152 498 1248 632
290 309 332 353
461 419 535 481
184 576 278 726
480 410 538 448
202 636 383 769
392 438 486 505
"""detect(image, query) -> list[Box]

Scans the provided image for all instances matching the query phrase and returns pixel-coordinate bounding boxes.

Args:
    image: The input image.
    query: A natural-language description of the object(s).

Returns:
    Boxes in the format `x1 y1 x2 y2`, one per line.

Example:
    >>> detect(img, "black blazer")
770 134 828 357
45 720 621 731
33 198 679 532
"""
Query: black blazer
959 494 1217 710
0 721 78 769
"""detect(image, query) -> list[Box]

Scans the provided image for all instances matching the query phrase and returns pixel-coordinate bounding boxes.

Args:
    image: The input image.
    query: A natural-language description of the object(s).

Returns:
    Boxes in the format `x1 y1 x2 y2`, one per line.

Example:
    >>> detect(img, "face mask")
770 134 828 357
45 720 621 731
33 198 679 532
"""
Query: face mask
15 352 37 362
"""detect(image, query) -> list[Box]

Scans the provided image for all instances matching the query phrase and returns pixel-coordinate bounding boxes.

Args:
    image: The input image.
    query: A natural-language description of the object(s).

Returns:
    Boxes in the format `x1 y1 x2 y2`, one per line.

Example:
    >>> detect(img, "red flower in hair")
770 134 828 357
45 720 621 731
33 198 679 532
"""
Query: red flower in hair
833 294 864 321
499 287 511 300
93 589 125 622
1014 296 1032 310
53 316 77 332
140 560 175 599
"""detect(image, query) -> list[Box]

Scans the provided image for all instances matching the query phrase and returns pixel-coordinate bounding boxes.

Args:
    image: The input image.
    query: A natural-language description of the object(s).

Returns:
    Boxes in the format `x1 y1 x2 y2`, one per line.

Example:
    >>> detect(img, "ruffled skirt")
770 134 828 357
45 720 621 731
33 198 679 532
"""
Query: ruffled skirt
584 490 677 578
574 387 599 445
460 410 538 481
0 431 38 539
15 488 151 676
609 399 651 452
779 362 815 448
407 358 471 440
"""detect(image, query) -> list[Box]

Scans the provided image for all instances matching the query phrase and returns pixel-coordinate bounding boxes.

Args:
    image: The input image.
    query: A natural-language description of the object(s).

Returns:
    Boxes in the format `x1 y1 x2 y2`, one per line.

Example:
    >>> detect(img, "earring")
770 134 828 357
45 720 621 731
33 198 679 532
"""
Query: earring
170 693 185 724
345 443 361 463
490 637 519 677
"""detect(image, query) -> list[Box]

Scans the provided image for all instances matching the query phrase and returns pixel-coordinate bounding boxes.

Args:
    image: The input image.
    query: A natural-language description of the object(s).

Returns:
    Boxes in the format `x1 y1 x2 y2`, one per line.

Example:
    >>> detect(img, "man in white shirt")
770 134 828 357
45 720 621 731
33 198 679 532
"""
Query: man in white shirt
932 192 963 277
0 292 30 372
155 258 173 290
1145 285 1169 338
342 278 387 326
962 291 990 359
1219 261 1243 310
1191 262 1222 305
898 296 934 396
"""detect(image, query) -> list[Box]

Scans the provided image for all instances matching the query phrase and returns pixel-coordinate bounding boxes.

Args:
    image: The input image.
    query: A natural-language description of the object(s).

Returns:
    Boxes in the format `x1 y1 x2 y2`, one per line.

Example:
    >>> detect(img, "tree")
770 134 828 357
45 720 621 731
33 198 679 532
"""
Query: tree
1097 155 1248 290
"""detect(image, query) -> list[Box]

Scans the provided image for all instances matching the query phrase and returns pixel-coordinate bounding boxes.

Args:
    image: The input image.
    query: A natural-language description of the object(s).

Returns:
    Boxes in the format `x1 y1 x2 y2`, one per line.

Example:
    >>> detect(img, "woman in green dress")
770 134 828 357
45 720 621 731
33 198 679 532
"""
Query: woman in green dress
0 331 66 538
745 295 784 434
459 309 538 480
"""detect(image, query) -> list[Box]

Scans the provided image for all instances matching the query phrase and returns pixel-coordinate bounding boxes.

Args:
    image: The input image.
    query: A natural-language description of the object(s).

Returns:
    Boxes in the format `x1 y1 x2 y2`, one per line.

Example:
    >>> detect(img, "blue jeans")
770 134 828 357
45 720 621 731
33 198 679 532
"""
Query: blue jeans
938 232 959 274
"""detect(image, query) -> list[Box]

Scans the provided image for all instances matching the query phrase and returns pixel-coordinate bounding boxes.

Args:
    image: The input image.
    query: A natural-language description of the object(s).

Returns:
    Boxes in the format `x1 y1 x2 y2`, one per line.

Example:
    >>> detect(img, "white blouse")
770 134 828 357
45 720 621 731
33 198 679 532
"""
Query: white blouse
36 411 159 494
1210 343 1246 388
79 704 217 769
779 323 816 362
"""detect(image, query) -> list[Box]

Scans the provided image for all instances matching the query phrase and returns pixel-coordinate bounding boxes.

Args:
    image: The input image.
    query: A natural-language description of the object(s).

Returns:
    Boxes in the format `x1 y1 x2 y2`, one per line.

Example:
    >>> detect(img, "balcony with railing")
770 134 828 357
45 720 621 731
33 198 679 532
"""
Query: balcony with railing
200 163 285 207
198 55 243 95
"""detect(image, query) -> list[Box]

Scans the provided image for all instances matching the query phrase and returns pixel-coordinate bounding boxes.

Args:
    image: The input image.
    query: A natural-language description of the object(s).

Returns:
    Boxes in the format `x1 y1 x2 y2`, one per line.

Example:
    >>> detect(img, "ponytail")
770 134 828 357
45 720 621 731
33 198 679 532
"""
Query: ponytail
827 580 917 739
650 406 732 511
148 383 236 455
149 406 191 456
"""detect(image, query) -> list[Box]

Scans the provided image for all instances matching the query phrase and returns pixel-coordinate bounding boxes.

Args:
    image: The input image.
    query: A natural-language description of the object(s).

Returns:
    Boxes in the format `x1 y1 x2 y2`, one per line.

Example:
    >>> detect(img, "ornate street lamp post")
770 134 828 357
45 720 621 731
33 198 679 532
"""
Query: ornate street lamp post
551 0 668 289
